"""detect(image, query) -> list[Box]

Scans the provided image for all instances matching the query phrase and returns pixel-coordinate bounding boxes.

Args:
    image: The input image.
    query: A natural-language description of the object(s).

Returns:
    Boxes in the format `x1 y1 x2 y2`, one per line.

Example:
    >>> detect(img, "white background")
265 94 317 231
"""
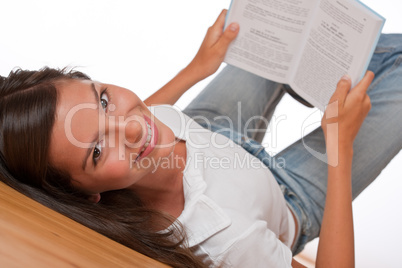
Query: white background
0 1 400 267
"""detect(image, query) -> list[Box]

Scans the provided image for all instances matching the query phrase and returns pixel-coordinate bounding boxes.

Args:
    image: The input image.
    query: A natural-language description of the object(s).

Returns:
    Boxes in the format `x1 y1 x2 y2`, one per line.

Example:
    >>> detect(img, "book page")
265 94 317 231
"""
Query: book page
291 0 384 110
224 0 317 84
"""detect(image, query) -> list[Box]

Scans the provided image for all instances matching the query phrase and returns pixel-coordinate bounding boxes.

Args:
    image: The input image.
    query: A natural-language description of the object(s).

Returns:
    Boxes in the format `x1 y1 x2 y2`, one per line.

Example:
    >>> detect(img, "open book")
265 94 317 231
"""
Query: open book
224 0 385 111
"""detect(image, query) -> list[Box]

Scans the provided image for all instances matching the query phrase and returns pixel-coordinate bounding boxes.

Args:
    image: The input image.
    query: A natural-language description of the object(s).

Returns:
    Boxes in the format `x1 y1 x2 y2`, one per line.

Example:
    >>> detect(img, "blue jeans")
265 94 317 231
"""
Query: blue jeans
183 33 402 254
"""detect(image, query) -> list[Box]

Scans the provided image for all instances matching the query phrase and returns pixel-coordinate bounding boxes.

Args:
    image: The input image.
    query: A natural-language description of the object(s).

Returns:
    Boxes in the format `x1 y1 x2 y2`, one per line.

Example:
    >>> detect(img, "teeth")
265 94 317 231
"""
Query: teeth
139 121 152 155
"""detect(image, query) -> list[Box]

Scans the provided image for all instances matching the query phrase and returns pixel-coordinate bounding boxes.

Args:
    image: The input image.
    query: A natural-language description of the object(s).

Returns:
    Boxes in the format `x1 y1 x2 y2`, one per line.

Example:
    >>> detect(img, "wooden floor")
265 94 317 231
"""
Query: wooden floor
0 182 169 268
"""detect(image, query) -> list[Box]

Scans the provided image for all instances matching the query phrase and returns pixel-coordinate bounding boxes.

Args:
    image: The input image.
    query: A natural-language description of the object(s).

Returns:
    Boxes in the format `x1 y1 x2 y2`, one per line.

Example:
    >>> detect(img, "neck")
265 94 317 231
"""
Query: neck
130 140 187 218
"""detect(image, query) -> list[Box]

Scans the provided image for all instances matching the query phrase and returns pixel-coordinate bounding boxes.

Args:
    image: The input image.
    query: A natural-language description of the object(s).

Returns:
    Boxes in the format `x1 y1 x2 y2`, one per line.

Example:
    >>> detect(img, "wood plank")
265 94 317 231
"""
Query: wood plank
0 182 170 267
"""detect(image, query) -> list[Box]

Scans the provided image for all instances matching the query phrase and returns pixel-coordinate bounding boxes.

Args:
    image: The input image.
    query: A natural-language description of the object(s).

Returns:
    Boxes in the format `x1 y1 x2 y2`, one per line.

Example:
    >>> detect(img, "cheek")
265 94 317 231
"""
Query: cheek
103 158 131 181
102 156 146 188
115 86 146 111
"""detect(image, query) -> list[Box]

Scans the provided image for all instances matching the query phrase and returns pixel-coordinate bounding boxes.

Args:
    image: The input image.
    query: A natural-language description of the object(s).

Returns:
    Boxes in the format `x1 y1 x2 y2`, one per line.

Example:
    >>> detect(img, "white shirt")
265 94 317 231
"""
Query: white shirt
151 105 294 267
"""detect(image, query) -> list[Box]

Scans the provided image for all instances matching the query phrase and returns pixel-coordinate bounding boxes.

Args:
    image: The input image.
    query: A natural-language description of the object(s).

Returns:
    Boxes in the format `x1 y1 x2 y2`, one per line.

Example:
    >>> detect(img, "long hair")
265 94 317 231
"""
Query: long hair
0 67 205 268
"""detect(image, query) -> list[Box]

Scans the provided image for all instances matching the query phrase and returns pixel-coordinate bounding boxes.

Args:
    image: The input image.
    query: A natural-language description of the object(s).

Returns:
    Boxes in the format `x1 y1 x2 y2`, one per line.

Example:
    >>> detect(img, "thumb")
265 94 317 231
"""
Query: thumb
331 74 352 106
216 23 239 49
354 71 374 94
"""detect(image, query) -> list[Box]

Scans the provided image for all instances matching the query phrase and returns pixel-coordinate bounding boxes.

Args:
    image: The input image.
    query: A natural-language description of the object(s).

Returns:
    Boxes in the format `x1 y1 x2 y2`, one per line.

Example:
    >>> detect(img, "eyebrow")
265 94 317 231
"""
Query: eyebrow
81 83 100 171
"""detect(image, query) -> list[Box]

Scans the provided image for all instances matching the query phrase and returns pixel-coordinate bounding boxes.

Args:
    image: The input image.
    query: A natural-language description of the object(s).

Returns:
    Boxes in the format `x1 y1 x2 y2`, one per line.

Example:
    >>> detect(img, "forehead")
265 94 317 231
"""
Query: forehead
49 79 99 170
56 79 96 113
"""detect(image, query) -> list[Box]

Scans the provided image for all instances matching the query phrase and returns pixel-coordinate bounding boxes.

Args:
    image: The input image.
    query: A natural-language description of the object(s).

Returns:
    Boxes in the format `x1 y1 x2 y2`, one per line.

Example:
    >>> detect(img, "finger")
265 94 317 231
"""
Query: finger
216 22 239 49
331 74 352 105
208 9 227 39
212 9 228 30
204 9 229 46
354 71 374 94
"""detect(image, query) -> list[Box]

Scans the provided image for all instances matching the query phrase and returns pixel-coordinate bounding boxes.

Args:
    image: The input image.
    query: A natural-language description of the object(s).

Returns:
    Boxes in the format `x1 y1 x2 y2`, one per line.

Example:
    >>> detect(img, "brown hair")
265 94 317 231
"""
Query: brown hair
0 67 205 268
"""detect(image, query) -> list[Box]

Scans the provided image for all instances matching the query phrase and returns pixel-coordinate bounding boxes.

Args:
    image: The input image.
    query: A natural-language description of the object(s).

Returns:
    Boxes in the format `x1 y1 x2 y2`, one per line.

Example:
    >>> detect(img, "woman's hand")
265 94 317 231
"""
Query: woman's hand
321 72 374 153
187 9 239 81
144 10 238 106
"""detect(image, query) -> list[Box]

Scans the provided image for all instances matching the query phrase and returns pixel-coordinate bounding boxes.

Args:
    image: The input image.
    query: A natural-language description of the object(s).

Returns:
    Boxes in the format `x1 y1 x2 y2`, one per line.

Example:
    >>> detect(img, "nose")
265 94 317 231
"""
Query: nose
107 115 145 148
123 117 143 146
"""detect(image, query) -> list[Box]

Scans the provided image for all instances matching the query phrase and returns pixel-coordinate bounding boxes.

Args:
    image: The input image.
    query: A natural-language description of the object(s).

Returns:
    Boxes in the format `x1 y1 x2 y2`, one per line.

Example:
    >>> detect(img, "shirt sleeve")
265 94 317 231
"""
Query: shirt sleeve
210 221 293 268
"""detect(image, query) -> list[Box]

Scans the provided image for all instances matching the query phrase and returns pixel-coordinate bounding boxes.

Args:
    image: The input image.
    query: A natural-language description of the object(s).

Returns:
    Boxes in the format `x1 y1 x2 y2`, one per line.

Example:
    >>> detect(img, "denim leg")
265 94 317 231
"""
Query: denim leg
271 34 402 252
183 65 285 143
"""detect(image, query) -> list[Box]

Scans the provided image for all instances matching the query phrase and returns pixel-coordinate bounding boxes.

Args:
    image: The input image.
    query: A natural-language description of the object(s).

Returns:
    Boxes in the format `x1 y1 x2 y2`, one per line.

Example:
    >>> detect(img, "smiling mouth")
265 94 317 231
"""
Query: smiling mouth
140 121 152 154
134 120 152 162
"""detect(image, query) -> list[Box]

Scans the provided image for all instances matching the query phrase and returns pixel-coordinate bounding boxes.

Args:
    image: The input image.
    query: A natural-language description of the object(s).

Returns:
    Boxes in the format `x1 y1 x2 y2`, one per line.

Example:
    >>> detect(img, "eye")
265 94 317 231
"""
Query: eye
93 141 103 164
100 89 109 111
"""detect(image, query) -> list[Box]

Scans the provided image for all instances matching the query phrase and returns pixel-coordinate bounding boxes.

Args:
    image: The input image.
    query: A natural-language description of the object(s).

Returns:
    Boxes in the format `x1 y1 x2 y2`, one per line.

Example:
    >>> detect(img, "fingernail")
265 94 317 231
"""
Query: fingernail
341 74 351 81
229 23 239 32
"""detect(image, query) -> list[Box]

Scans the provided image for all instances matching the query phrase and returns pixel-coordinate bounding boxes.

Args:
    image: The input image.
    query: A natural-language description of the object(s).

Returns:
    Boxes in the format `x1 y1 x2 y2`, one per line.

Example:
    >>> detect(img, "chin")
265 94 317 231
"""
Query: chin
149 120 175 158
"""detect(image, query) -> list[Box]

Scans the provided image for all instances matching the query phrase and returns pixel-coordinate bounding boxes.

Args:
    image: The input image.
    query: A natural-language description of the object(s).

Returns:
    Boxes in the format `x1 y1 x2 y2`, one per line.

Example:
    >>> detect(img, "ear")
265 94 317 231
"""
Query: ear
88 193 101 203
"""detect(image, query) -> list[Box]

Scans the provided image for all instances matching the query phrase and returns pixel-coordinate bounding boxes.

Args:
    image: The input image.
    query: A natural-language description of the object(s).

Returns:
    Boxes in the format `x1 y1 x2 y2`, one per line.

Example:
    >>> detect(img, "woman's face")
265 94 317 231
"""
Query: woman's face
49 79 176 195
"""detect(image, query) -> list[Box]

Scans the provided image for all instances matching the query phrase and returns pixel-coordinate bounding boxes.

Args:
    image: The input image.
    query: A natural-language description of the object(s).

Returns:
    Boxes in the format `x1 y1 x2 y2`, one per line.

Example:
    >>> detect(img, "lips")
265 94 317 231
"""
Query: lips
135 115 158 161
